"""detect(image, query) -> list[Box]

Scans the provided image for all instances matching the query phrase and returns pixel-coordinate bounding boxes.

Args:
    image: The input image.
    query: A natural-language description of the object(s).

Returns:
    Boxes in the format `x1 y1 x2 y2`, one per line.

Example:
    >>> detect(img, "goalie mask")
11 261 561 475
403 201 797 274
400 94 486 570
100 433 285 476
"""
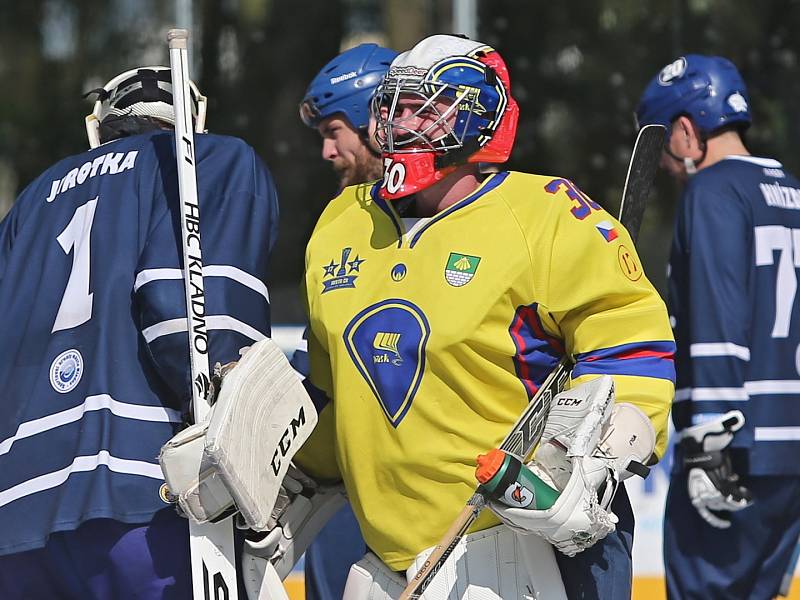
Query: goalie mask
373 35 519 199
85 66 208 148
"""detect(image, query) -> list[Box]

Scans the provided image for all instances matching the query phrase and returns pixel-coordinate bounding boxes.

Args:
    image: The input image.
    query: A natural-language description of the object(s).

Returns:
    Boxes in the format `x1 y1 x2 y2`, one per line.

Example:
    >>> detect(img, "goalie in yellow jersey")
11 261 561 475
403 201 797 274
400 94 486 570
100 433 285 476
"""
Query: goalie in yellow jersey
289 34 675 599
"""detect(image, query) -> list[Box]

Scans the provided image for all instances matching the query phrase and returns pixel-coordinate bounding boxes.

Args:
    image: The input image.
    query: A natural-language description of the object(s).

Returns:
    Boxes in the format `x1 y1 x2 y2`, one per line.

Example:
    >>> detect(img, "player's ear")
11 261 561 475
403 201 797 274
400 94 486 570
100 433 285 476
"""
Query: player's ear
676 116 702 151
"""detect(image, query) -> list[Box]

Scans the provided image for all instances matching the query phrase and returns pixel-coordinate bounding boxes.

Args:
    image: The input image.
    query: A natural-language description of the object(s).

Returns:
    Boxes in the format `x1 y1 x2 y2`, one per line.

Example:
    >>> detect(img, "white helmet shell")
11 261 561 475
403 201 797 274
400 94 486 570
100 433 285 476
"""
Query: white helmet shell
85 66 207 148
390 34 489 72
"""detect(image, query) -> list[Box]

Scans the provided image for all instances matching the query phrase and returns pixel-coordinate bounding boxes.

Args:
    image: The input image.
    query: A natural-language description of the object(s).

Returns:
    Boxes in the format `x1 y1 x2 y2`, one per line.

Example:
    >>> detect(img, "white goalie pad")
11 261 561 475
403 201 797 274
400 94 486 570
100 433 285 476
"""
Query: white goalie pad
243 560 290 600
342 525 566 599
243 481 347 598
206 338 318 530
160 338 318 530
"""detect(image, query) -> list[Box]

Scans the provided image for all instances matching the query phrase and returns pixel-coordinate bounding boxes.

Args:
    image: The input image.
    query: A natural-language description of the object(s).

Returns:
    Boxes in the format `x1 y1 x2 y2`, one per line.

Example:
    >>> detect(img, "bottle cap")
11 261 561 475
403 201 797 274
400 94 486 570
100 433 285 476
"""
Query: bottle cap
475 448 506 484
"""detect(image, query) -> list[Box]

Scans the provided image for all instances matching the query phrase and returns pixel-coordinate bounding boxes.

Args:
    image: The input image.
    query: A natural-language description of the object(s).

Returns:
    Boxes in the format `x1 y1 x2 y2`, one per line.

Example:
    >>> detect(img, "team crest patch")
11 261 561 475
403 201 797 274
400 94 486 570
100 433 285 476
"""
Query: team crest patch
444 253 481 287
321 247 365 293
343 299 430 427
50 349 84 393
596 220 619 242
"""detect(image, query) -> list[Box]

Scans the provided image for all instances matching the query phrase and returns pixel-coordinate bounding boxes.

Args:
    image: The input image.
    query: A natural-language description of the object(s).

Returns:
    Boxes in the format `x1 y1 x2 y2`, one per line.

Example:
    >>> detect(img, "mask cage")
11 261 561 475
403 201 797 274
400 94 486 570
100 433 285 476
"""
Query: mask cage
373 76 479 154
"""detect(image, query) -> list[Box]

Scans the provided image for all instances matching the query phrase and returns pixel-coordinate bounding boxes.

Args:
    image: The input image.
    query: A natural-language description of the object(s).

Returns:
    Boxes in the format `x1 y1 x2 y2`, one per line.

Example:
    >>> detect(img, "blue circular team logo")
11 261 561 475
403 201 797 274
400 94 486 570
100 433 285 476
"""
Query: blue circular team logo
50 349 84 394
391 263 407 281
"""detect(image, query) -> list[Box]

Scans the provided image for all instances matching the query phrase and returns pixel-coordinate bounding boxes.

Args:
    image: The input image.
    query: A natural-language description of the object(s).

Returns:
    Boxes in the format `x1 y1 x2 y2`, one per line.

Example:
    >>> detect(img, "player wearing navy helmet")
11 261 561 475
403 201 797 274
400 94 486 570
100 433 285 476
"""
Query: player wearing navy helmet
289 34 675 599
637 54 751 180
0 67 278 599
638 55 800 599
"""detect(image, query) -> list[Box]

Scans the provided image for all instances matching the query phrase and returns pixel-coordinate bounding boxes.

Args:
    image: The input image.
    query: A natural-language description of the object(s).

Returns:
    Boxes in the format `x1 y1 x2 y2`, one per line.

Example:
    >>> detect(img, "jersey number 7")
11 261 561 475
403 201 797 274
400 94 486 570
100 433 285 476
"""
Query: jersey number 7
754 224 800 338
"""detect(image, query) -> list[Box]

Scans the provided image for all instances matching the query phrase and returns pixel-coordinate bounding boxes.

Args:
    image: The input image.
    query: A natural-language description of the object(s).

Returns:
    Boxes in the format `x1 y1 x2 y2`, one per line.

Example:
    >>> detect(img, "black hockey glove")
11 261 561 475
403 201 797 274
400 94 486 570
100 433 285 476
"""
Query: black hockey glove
679 410 752 528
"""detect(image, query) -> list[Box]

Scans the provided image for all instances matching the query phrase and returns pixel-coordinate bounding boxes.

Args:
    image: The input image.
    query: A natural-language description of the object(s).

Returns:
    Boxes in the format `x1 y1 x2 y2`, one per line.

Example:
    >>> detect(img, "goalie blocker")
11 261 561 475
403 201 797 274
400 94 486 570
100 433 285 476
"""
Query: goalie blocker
159 338 318 530
160 338 353 600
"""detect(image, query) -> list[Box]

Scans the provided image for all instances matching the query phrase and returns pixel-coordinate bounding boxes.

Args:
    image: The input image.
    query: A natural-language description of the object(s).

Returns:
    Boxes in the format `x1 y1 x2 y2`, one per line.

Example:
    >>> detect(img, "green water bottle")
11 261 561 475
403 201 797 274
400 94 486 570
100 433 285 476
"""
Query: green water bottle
475 448 560 510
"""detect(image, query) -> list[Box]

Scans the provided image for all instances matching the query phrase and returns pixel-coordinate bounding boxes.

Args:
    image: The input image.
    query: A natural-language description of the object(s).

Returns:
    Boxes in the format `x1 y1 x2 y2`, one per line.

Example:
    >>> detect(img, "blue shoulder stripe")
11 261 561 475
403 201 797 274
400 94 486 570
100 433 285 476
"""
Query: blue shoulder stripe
573 340 675 382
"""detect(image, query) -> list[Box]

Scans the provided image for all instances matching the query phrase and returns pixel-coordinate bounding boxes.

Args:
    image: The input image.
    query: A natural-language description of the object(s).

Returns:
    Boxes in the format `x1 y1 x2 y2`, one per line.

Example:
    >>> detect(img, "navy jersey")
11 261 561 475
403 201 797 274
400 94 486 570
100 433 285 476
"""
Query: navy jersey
669 155 800 475
0 131 278 555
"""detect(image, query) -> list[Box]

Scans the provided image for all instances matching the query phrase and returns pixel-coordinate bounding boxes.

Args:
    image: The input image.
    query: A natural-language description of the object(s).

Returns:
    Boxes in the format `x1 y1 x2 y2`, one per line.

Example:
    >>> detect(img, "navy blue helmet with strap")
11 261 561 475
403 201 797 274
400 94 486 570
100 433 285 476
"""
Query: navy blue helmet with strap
636 55 751 137
300 43 397 130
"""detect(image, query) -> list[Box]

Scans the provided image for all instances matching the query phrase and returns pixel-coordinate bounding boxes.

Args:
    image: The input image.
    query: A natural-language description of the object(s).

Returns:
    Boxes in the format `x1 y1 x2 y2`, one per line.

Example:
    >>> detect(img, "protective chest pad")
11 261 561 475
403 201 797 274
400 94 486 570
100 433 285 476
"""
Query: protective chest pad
343 298 430 427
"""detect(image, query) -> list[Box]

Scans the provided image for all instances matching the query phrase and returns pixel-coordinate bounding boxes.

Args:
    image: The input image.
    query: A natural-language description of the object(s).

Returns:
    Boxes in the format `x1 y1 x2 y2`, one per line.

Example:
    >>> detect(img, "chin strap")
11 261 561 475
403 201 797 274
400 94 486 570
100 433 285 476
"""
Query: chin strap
665 135 707 177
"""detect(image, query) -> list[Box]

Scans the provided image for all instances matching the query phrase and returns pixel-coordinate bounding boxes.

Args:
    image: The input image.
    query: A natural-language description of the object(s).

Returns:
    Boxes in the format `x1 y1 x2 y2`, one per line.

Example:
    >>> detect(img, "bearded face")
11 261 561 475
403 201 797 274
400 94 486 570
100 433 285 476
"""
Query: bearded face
318 116 383 188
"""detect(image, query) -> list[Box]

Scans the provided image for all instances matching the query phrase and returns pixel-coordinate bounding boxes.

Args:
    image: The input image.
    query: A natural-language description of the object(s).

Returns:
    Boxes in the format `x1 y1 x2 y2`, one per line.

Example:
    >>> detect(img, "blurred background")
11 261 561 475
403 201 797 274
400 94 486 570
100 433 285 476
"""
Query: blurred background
2 1 800 598
3 0 800 321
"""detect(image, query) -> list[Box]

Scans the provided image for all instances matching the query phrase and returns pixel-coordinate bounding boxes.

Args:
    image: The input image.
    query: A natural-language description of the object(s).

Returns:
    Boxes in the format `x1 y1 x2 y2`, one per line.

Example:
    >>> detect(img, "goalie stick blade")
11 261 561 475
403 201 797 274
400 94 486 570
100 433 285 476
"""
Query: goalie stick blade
618 124 666 242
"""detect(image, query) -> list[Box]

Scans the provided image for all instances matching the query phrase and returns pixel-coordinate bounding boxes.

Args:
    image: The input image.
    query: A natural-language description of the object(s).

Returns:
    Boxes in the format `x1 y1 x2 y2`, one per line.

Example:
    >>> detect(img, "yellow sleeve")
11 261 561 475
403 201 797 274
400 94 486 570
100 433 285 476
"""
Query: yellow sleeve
293 403 339 481
293 276 341 481
530 183 675 458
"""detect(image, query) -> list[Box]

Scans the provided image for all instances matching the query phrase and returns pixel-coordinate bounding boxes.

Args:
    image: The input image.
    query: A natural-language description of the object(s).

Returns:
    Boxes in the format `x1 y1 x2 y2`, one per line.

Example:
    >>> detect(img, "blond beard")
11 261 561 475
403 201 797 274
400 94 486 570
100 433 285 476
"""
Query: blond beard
335 145 384 188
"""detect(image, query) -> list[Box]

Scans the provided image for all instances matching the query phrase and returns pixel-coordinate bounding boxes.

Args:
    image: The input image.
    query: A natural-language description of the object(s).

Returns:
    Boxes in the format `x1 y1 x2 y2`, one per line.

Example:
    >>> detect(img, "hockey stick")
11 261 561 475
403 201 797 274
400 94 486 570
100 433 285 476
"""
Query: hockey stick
399 124 666 600
618 124 665 243
168 28 239 599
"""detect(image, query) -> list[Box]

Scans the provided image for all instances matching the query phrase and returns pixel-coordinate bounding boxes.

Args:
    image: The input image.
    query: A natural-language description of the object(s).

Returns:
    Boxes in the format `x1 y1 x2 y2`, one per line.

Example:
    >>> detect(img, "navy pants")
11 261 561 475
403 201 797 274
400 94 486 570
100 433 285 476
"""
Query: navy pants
0 508 244 600
305 502 366 600
555 484 635 599
664 473 800 600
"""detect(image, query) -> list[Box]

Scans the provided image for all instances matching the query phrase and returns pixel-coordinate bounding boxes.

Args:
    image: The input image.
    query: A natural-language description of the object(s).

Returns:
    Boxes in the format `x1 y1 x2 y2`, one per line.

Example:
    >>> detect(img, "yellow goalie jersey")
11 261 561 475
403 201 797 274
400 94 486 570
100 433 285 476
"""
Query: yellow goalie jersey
297 171 675 570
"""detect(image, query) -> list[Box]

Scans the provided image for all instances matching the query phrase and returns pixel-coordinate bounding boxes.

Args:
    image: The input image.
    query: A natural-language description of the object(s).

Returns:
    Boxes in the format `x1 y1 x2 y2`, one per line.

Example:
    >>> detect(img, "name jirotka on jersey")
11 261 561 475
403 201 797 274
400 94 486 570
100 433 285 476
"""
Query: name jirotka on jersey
45 150 138 203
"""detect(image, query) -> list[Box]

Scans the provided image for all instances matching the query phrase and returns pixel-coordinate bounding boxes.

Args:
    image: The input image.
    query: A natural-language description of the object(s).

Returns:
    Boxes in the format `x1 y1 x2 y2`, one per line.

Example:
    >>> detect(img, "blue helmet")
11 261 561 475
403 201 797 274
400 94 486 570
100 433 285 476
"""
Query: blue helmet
300 43 398 131
636 55 751 136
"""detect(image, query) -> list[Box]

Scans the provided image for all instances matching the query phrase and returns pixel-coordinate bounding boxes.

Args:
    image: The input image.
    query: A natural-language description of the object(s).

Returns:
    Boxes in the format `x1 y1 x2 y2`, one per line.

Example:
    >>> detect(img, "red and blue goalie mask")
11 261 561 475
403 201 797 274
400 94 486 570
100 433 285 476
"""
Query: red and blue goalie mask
373 36 519 200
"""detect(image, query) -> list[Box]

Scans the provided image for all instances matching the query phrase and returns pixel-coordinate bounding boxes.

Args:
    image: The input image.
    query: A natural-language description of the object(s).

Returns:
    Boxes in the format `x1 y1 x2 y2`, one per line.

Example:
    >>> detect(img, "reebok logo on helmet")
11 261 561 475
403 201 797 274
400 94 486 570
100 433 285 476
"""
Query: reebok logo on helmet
330 71 357 85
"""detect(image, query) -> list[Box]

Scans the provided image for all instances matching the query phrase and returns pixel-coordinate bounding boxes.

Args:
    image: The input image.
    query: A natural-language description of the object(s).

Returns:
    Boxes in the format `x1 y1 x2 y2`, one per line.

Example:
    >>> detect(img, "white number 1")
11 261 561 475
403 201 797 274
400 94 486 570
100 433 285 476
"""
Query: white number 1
52 198 97 332
754 225 800 338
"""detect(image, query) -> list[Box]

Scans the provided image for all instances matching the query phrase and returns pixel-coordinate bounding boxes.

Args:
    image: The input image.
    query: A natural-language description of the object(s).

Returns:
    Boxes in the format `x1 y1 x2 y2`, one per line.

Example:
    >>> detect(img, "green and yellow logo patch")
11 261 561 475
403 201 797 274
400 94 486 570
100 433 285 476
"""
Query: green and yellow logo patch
444 252 481 287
